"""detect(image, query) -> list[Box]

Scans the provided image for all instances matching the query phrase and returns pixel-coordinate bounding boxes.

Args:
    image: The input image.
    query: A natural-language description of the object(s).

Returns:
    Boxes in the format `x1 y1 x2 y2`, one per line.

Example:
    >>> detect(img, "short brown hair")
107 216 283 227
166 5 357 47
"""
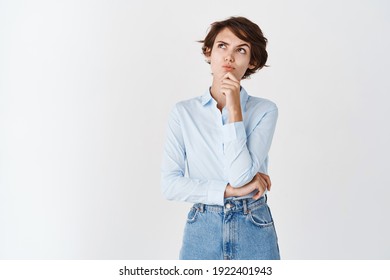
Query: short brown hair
199 16 268 79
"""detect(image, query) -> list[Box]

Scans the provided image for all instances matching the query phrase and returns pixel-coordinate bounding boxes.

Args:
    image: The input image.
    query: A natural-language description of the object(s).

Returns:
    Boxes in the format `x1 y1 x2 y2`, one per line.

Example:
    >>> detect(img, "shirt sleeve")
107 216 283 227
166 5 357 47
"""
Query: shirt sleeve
222 105 278 187
161 104 227 206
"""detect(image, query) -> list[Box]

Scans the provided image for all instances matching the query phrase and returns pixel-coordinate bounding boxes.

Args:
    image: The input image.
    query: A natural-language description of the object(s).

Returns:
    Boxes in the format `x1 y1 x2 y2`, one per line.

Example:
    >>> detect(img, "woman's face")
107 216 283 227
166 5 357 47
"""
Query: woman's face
207 28 255 81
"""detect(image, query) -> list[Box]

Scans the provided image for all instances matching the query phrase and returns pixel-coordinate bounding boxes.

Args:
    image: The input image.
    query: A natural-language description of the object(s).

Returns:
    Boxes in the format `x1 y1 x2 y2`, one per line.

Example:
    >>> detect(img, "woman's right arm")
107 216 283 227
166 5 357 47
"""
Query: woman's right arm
161 105 227 206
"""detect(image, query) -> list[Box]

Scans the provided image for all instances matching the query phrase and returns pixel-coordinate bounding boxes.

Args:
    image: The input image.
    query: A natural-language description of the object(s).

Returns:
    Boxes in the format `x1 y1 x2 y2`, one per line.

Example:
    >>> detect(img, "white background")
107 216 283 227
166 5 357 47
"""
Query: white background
1 0 389 259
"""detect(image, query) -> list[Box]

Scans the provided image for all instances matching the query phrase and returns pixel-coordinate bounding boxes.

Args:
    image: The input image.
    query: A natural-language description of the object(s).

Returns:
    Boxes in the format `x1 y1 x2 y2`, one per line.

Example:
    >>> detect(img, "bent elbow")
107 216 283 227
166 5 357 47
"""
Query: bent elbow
161 178 174 201
228 171 254 188
161 173 181 201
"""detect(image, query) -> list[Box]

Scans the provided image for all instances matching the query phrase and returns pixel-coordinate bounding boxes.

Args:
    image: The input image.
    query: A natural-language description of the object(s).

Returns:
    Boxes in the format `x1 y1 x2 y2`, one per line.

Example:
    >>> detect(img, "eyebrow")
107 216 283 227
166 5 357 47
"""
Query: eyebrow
216 40 251 49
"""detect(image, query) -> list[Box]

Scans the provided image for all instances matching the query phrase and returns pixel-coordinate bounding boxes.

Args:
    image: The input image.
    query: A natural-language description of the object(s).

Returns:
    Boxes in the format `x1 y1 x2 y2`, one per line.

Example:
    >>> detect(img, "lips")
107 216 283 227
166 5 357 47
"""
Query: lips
222 65 235 71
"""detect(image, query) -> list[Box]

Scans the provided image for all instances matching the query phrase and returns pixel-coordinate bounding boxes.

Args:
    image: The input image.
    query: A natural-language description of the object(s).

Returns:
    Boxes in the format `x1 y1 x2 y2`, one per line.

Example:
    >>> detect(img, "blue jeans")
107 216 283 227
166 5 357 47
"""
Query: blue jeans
179 195 280 260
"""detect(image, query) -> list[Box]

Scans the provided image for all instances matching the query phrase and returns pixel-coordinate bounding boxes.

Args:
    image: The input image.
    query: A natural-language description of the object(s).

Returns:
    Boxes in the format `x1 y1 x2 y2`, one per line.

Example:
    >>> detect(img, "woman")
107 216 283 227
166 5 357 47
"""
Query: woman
161 16 280 260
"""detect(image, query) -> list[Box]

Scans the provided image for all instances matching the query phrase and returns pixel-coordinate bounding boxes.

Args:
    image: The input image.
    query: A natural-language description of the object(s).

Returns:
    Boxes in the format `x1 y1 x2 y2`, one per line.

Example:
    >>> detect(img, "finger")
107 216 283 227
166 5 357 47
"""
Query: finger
263 174 272 191
252 187 265 200
258 176 267 191
258 173 271 191
258 177 267 196
252 188 261 200
252 192 261 200
220 85 237 96
223 72 239 82
220 88 231 96
221 80 240 91
221 77 240 87
220 84 236 91
221 82 240 92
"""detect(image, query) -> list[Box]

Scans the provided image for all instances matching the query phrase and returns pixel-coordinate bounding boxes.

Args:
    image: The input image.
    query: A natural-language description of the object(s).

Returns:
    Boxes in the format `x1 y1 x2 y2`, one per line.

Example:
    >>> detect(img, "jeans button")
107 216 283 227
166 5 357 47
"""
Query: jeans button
225 203 232 209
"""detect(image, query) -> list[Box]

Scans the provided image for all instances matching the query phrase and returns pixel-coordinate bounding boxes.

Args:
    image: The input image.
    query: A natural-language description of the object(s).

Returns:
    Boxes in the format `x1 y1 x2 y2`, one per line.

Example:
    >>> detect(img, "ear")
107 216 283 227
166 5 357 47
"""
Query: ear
248 64 256 70
205 47 213 56
204 48 211 63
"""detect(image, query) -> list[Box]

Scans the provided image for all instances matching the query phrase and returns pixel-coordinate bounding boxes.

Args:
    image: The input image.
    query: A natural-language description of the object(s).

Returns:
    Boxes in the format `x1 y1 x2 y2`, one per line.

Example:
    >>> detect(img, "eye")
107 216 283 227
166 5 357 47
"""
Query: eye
217 43 226 49
237 48 247 54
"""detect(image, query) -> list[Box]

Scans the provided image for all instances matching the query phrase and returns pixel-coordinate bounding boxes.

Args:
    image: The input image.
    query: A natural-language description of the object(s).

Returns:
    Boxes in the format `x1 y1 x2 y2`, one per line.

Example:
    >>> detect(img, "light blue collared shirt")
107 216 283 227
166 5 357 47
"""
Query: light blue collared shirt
161 87 278 206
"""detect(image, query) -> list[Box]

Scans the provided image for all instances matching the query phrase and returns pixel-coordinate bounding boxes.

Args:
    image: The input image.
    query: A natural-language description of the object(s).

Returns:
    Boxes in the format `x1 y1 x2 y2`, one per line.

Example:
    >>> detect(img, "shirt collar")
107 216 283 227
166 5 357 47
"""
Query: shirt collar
201 89 213 106
201 86 249 112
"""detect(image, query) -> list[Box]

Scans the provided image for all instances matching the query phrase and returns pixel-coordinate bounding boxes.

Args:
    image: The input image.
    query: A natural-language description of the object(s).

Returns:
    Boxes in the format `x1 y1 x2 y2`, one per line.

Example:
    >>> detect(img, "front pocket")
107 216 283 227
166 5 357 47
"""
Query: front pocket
248 204 274 228
186 206 200 223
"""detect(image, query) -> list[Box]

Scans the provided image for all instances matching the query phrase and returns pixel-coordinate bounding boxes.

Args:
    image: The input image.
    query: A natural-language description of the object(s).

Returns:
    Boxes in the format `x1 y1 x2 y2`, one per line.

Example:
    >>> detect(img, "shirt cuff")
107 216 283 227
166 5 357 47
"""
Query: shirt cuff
222 121 247 143
207 181 228 206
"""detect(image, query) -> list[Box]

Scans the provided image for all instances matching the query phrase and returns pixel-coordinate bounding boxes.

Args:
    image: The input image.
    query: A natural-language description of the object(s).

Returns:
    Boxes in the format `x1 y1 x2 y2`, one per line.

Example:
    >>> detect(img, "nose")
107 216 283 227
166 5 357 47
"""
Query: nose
225 53 234 62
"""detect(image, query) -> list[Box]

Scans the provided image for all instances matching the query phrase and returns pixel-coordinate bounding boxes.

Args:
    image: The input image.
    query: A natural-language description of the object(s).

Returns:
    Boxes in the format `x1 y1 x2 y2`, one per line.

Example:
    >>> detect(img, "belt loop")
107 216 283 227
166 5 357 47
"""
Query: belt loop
199 203 204 213
243 199 248 215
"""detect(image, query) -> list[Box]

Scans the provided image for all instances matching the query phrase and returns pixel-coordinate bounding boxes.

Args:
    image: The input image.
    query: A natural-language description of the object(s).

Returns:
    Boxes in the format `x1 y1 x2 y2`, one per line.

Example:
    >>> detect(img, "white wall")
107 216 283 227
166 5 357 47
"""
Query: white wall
1 0 389 259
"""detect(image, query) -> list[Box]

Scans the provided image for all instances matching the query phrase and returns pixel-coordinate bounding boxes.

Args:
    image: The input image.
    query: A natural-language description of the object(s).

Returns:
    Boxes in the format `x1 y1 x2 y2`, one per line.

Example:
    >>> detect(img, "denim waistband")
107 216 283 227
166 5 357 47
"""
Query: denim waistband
194 195 267 214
